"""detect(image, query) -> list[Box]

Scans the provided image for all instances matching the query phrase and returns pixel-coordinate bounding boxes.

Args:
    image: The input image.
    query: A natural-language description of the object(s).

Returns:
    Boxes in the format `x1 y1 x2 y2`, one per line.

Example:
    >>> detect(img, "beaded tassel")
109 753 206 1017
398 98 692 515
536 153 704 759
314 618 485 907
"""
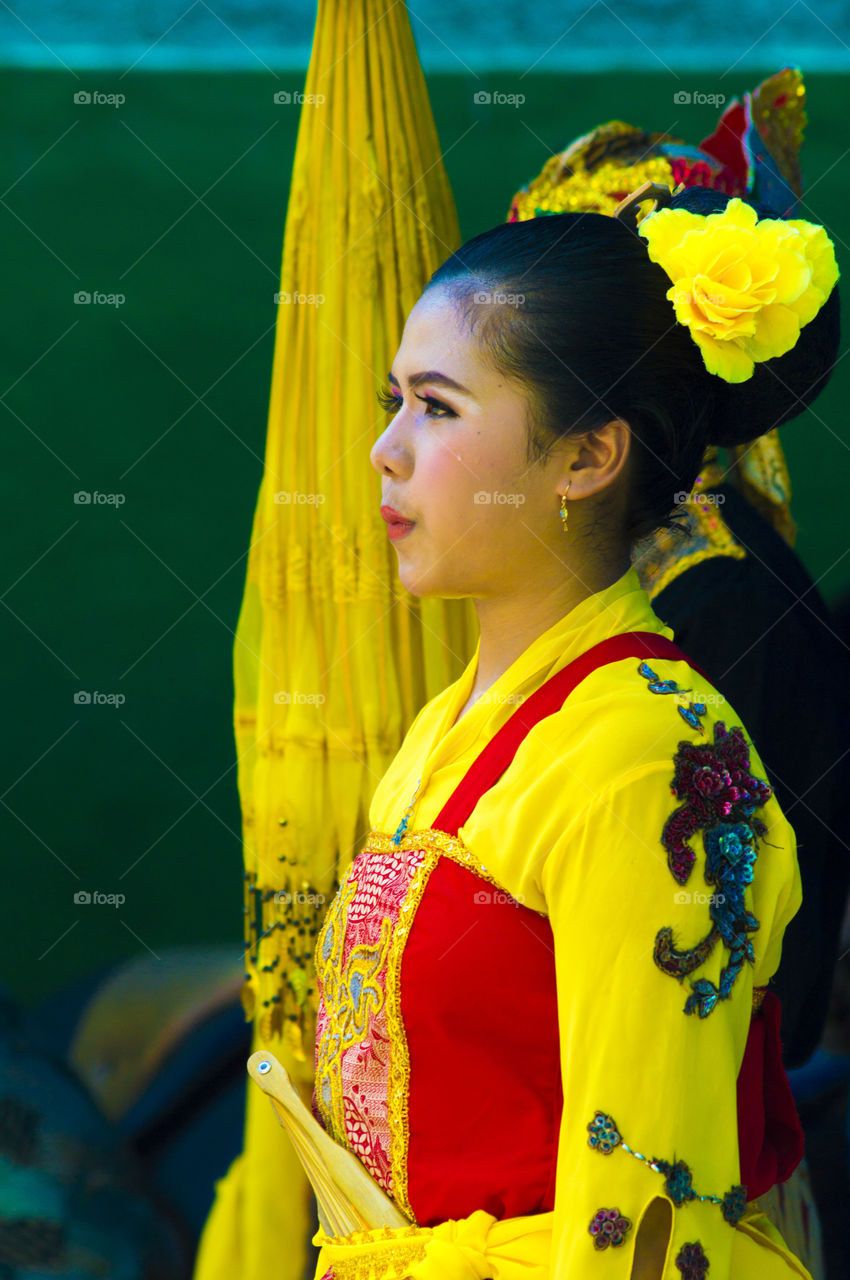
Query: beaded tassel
391 777 422 847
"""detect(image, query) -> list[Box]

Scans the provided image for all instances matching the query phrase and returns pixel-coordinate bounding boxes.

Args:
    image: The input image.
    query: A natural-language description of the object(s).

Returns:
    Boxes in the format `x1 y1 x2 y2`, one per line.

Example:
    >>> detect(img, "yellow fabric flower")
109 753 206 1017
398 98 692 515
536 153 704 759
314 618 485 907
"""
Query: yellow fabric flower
637 196 840 383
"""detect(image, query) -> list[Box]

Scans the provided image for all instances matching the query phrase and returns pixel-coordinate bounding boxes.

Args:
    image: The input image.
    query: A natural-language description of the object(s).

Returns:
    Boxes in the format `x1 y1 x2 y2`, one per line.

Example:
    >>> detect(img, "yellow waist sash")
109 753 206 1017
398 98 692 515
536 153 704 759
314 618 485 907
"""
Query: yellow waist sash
312 1208 552 1280
311 1203 813 1280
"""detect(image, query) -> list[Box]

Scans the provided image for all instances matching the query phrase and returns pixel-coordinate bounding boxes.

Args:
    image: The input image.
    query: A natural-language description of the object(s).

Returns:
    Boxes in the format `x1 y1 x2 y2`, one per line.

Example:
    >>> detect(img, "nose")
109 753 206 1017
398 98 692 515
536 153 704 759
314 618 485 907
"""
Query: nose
370 417 412 479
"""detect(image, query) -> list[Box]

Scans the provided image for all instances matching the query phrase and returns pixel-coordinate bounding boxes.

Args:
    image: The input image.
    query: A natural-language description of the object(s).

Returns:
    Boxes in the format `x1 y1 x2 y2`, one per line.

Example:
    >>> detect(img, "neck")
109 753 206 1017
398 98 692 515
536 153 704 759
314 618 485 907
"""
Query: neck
467 554 631 699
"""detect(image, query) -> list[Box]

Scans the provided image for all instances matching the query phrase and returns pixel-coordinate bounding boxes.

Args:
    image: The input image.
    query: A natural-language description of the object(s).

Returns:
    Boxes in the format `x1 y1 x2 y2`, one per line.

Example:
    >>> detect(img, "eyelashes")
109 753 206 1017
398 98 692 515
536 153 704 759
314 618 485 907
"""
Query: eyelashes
376 383 457 419
376 385 402 413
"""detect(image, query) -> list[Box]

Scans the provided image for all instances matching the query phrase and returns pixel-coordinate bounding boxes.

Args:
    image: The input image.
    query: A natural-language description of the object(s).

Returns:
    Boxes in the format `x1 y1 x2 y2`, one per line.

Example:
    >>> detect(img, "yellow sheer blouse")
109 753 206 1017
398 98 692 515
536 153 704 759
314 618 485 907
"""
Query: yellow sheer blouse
312 566 809 1279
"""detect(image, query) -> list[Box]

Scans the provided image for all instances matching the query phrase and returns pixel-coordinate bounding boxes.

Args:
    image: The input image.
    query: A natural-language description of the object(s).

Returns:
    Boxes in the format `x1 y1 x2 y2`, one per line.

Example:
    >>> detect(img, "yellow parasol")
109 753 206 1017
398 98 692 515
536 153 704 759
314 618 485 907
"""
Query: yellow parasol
194 2 475 1276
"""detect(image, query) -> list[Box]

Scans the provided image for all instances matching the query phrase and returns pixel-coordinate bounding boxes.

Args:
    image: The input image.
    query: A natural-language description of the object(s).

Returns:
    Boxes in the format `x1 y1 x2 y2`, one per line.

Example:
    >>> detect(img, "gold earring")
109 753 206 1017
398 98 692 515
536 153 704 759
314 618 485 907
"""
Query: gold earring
559 481 572 534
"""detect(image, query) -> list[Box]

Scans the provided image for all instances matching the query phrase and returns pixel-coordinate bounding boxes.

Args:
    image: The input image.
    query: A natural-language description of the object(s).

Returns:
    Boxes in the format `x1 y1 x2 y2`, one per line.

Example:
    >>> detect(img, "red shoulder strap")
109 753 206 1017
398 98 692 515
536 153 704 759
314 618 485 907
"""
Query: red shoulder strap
434 631 709 837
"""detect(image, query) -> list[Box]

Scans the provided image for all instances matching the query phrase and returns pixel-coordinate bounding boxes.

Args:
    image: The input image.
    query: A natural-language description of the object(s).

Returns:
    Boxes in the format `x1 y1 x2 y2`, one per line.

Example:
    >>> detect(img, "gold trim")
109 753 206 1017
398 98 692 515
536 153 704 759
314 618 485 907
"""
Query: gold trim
509 145 676 223
316 1223 430 1280
730 431 797 548
384 846 440 1223
328 1241 428 1280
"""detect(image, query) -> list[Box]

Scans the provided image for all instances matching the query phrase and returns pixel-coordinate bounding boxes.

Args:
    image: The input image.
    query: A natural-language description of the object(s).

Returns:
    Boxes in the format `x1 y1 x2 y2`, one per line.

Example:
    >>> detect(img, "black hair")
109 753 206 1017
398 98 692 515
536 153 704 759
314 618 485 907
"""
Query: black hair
423 186 840 543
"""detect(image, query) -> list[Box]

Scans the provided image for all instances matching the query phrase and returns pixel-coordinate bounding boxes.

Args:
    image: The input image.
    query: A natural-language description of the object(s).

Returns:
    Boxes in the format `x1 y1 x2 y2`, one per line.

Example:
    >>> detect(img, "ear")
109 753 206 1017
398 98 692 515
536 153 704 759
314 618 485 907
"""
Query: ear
563 419 631 500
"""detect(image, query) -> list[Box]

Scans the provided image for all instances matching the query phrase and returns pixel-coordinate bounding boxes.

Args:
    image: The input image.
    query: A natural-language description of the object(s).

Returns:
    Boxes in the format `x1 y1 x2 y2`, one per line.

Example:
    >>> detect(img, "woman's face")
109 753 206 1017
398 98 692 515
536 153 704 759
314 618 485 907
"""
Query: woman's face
371 287 578 600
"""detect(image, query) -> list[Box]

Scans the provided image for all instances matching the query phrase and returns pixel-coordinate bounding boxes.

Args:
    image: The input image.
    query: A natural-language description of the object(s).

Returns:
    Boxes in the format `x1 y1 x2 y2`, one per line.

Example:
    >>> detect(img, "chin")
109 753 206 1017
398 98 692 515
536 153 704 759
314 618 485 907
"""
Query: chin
396 567 432 598
393 556 433 596
396 561 473 601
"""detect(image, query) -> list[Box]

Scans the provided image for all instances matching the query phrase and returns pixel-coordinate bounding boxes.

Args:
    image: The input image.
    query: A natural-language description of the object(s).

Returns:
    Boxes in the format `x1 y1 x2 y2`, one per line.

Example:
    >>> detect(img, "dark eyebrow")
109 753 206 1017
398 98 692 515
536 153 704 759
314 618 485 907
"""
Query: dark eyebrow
387 369 474 399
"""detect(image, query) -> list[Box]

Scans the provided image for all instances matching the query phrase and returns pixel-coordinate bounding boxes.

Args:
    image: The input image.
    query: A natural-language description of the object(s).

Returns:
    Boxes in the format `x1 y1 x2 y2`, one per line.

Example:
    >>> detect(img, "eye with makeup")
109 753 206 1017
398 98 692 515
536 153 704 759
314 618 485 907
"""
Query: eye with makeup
376 383 457 419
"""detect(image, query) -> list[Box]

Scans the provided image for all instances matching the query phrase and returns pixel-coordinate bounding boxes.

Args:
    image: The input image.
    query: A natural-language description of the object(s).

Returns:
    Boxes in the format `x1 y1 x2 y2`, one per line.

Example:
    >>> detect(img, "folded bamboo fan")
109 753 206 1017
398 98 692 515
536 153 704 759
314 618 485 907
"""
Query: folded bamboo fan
247 1051 411 1237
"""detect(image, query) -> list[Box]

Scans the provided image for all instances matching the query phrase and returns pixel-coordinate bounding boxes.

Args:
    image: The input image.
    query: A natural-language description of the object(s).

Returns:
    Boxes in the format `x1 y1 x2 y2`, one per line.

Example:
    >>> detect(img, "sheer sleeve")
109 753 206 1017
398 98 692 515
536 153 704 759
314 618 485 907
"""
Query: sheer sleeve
540 736 803 1278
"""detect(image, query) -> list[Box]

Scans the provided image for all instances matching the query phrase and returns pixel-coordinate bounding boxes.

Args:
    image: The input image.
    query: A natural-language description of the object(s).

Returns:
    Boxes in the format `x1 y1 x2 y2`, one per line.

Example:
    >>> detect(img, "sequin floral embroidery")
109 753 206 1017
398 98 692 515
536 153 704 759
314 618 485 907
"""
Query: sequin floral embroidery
662 723 772 886
676 1241 710 1277
588 1208 632 1249
587 1111 622 1154
654 723 773 1017
586 1109 746 1227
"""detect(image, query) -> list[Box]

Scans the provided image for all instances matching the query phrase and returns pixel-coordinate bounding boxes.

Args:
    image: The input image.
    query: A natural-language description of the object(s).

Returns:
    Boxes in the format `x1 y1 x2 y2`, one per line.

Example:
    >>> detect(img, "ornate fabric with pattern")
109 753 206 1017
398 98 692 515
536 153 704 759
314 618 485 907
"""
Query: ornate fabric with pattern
312 844 425 1195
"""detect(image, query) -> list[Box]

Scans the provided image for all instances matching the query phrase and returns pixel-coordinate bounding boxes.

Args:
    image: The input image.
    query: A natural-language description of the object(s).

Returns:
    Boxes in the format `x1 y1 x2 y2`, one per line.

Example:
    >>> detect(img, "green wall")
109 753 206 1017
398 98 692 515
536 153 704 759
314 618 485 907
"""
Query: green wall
4 69 848 1005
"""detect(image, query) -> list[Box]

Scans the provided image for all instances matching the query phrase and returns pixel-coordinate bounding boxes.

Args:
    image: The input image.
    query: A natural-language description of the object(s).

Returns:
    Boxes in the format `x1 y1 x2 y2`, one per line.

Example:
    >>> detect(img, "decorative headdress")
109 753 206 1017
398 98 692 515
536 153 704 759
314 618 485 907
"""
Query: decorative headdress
506 67 838 553
611 180 838 386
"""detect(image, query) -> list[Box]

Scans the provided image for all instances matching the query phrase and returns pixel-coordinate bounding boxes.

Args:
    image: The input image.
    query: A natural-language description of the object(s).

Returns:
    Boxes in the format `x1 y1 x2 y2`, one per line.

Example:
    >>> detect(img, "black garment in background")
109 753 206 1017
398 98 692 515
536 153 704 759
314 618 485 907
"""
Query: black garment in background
652 484 850 1070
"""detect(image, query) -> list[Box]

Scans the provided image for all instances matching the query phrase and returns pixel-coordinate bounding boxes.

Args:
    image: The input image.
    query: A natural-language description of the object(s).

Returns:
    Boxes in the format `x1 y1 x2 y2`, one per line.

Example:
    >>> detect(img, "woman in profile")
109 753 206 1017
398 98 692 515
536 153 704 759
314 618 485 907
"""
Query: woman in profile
308 180 839 1278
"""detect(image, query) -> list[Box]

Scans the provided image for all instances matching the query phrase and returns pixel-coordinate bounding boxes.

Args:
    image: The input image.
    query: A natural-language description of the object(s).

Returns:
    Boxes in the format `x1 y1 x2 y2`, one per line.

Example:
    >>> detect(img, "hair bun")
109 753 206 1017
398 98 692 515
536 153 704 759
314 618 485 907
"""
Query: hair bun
702 286 840 447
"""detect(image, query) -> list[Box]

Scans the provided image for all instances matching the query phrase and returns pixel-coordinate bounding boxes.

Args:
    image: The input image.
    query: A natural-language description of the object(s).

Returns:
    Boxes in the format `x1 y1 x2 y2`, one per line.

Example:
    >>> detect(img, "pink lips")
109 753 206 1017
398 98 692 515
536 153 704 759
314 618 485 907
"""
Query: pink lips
380 504 416 541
